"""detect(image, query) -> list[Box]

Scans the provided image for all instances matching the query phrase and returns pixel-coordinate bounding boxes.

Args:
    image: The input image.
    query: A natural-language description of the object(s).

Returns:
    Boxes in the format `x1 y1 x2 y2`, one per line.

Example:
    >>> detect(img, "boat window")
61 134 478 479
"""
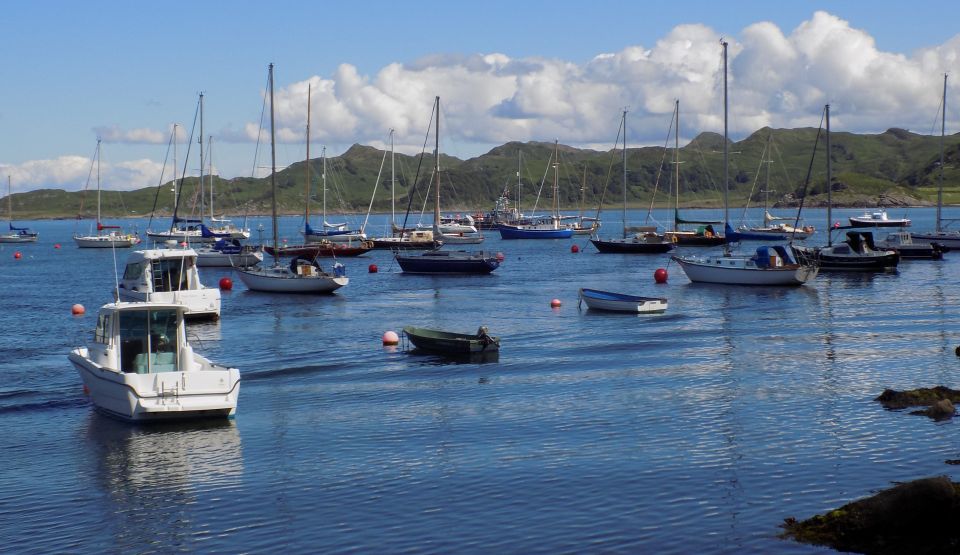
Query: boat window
122 261 147 280
118 308 179 374
94 313 111 344
152 259 190 292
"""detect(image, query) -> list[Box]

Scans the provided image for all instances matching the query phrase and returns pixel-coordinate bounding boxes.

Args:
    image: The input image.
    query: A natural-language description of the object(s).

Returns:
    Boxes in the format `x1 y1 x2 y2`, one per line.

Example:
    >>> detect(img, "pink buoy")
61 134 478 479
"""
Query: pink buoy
180 241 188 247
654 268 668 284
218 277 233 291
382 330 399 346
550 298 562 308
368 264 378 273
570 244 579 253
54 243 61 249
71 303 85 316
496 252 505 261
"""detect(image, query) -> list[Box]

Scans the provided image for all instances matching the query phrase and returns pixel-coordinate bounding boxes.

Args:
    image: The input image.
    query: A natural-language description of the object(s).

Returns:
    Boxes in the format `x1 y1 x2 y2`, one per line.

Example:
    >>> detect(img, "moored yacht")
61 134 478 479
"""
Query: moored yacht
118 246 221 320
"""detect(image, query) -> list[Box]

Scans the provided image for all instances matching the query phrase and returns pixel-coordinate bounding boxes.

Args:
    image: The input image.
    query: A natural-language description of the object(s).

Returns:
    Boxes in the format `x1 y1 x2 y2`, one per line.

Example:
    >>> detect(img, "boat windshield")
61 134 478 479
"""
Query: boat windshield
118 308 180 374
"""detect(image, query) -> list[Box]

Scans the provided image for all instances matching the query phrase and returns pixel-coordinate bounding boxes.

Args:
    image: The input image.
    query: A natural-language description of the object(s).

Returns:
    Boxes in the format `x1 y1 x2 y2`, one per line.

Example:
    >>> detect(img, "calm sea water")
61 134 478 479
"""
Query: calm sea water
1 206 958 554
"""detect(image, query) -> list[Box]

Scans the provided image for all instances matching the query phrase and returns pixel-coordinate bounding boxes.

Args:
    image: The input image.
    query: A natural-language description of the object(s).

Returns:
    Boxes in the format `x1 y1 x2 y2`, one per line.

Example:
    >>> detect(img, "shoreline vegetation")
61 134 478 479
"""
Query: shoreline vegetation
5 126 959 220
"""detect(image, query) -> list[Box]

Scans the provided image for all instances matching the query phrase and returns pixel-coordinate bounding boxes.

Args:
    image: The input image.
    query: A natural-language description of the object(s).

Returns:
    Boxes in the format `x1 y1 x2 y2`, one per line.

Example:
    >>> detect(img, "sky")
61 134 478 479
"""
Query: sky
1 0 959 194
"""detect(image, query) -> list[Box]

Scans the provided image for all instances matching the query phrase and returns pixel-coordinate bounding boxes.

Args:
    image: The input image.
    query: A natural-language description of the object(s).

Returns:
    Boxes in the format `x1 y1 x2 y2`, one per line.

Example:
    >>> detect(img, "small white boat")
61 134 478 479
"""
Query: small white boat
578 288 668 313
237 258 348 293
194 240 263 268
69 301 240 422
118 246 221 319
74 140 141 248
849 210 911 228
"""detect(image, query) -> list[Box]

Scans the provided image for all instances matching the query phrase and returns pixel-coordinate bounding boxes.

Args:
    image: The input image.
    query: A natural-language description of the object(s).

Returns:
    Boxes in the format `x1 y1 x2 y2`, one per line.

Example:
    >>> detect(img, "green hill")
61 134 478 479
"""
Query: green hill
6 127 960 219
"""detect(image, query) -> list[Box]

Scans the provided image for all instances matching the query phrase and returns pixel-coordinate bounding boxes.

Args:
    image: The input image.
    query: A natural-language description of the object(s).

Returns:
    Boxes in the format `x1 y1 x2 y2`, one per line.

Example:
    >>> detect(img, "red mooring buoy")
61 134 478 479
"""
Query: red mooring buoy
368 264 378 273
571 244 580 253
218 277 233 291
654 268 668 284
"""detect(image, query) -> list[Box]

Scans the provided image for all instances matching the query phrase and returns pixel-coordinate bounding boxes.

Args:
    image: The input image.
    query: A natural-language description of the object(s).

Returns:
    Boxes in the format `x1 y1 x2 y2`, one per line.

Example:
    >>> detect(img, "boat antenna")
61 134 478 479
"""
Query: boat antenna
111 234 121 303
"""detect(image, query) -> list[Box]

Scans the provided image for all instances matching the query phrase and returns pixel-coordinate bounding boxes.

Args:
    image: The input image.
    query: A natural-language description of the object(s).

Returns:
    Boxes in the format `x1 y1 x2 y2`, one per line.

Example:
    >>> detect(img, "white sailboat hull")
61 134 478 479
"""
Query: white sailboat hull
909 231 960 250
73 233 140 248
672 255 818 285
0 234 38 243
236 265 348 293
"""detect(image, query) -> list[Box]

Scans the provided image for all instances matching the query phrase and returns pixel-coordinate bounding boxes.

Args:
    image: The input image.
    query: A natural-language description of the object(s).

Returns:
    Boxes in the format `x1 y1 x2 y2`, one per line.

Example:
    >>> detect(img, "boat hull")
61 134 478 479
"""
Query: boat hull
118 288 221 320
70 349 239 422
578 288 668 313
236 265 348 293
498 225 573 239
910 232 960 250
74 234 140 248
370 238 443 250
395 251 500 274
402 326 500 353
264 243 373 257
590 238 674 253
672 255 818 285
0 233 38 243
194 249 263 267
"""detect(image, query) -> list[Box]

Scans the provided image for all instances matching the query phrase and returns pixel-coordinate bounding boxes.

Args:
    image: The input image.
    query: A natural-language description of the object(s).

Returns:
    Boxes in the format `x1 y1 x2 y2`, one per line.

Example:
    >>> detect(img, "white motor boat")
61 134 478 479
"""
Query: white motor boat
194 239 263 268
69 301 240 422
118 246 221 319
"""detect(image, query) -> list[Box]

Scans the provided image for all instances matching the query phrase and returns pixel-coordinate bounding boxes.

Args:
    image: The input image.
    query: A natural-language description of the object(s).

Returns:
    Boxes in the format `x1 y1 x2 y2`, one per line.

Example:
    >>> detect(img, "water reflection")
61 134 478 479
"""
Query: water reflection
83 414 243 549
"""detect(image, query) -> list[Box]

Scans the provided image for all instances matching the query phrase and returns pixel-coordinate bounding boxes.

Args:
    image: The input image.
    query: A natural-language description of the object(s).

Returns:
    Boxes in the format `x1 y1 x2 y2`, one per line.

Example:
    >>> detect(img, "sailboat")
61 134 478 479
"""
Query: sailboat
303 146 366 244
236 64 349 293
369 129 443 250
268 85 372 259
590 109 674 254
672 40 818 286
736 134 815 240
662 99 726 247
911 74 960 249
73 139 141 248
0 176 38 243
395 96 500 274
791 105 900 272
498 140 574 239
147 95 249 244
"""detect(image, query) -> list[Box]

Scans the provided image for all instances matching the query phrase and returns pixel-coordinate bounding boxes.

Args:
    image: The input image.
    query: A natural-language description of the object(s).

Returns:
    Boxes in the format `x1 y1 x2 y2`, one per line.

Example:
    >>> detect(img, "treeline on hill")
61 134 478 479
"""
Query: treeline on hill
6 127 960 219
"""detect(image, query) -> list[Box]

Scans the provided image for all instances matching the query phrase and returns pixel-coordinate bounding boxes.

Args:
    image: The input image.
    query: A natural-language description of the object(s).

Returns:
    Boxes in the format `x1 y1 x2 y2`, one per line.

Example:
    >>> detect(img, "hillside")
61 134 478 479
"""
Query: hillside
6 127 960 219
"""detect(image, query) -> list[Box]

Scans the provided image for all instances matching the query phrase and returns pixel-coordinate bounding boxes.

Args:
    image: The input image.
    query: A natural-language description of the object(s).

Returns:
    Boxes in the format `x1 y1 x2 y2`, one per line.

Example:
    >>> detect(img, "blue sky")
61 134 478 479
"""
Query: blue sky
1 0 958 193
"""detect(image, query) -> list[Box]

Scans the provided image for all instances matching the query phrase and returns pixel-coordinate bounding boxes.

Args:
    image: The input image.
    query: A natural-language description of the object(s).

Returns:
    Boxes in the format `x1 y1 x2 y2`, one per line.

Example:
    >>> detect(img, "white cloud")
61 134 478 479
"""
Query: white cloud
1 156 165 192
7 10 960 191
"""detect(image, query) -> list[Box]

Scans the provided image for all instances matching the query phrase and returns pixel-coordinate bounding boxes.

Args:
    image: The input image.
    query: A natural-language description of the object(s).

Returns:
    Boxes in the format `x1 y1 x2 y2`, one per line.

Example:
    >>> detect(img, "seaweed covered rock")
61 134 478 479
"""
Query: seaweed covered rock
875 386 960 411
910 399 956 421
782 476 960 553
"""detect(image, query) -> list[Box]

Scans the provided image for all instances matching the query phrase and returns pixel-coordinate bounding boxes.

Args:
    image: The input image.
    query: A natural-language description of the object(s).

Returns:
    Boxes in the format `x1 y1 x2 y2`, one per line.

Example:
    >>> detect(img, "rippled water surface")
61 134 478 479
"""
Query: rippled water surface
2 208 959 553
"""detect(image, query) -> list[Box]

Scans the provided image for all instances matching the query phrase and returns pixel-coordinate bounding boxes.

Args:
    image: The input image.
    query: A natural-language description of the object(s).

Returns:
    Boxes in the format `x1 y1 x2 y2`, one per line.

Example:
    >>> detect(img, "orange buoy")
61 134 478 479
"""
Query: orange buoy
496 252 505 261
218 277 233 291
382 331 399 346
550 298 562 308
571 244 580 253
14 251 22 259
368 264 378 273
71 304 85 316
654 268 668 284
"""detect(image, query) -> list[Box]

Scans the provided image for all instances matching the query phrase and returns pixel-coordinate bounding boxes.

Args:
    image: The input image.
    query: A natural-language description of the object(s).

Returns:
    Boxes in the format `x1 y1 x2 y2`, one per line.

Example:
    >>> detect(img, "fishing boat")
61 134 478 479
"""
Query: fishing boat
875 231 944 259
117 246 221 319
792 106 900 272
673 41 818 286
577 288 668 313
236 64 349 294
911 75 960 249
73 139 141 248
403 326 500 354
69 301 240 421
498 141 574 239
848 210 911 228
0 176 38 243
591 109 674 254
395 96 500 275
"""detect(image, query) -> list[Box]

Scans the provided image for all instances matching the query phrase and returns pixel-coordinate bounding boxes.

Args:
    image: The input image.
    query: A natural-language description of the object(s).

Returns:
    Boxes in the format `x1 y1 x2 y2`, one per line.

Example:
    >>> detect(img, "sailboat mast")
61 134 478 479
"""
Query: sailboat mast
826 104 832 247
553 139 559 223
674 100 680 232
96 139 102 229
622 109 627 238
390 129 396 230
7 175 11 224
208 136 214 219
305 84 312 227
434 96 441 232
322 147 327 226
937 73 947 232
199 92 205 223
269 63 279 266
722 40 729 229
